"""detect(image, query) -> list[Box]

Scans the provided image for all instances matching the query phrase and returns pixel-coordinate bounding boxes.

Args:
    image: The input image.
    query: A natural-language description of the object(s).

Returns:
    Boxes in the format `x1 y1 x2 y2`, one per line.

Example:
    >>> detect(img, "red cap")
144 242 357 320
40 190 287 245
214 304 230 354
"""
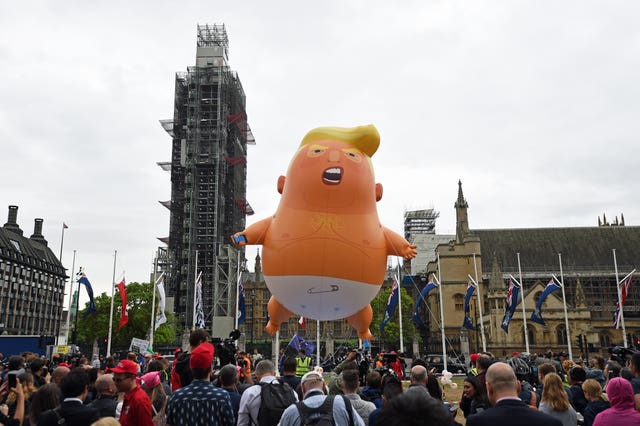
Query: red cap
512 351 520 357
190 343 214 370
58 362 71 368
470 353 479 363
110 359 138 375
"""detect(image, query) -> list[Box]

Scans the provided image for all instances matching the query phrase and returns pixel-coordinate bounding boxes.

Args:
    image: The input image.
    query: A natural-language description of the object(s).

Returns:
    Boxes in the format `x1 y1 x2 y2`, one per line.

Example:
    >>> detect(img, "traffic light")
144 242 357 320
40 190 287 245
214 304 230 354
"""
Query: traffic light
576 334 584 353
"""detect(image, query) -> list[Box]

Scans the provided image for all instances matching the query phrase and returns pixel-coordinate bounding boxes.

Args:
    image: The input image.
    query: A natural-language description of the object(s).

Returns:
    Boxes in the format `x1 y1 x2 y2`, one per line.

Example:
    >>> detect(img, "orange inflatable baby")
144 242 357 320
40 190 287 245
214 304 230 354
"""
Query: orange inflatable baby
231 125 416 340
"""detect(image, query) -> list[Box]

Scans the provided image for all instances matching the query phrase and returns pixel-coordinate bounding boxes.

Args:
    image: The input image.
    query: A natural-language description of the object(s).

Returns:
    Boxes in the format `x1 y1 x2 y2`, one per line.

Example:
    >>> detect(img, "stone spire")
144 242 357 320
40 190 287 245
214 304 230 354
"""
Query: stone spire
575 277 586 308
254 249 263 282
454 180 471 244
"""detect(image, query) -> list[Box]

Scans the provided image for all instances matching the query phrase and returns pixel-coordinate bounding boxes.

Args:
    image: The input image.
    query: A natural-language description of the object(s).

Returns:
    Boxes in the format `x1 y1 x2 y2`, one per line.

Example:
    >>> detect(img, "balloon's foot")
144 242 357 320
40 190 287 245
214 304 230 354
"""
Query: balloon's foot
359 329 374 341
264 321 279 336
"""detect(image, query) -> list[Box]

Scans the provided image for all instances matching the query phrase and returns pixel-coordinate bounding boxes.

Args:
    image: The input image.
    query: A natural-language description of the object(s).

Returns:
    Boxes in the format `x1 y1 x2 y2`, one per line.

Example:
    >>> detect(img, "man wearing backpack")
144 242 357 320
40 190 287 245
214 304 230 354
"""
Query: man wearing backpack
237 359 298 426
279 370 365 426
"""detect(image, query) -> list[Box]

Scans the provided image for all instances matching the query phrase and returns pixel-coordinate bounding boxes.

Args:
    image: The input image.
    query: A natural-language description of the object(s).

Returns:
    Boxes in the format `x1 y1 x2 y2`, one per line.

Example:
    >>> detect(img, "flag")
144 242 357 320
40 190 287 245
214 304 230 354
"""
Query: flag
77 271 96 316
530 279 560 326
380 278 399 332
298 316 305 329
501 280 520 332
117 278 128 329
63 223 69 229
237 281 246 325
412 280 437 327
614 277 632 329
463 281 476 330
288 333 316 355
154 273 167 330
195 273 205 329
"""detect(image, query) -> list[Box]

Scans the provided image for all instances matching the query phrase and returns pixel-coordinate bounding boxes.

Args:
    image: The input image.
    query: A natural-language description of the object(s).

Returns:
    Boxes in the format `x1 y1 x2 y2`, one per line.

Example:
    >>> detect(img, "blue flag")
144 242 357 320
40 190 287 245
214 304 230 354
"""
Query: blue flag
237 282 246 325
412 280 437 327
77 272 96 316
380 279 399 332
530 279 560 326
463 282 475 330
288 333 316 355
501 280 520 332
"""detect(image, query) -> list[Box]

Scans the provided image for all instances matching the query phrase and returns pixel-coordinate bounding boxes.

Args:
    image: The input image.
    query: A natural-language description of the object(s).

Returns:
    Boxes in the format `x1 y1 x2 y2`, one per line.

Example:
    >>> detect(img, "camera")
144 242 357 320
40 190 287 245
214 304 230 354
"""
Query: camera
212 329 241 366
608 345 638 364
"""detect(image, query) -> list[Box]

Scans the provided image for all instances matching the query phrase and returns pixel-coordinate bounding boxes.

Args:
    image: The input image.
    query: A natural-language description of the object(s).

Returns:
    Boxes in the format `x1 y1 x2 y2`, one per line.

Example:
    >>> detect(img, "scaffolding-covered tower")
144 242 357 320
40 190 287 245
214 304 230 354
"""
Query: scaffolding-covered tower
159 24 254 337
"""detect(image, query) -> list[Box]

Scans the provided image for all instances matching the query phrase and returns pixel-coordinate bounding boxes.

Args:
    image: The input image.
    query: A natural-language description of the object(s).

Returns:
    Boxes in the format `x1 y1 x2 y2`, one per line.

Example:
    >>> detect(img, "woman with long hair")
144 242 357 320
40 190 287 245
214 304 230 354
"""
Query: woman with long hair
141 371 167 426
459 375 488 418
28 383 61 426
540 373 577 426
581 379 609 426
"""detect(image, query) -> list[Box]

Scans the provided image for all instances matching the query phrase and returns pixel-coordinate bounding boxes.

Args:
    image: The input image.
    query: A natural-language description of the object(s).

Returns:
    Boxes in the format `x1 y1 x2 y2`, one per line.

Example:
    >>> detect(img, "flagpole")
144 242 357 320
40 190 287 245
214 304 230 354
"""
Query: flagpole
558 253 572 359
613 249 628 348
73 268 81 345
58 223 66 262
436 252 447 372
316 320 321 368
107 250 117 357
149 255 158 352
65 250 76 344
517 253 530 353
472 254 486 352
397 262 404 353
235 250 241 330
193 250 199 330
275 330 280 365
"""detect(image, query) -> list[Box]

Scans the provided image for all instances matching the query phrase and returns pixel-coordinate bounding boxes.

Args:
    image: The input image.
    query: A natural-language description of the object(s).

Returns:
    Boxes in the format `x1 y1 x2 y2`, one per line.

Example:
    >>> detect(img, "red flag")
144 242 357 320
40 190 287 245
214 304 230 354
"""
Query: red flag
298 316 305 329
117 279 128 329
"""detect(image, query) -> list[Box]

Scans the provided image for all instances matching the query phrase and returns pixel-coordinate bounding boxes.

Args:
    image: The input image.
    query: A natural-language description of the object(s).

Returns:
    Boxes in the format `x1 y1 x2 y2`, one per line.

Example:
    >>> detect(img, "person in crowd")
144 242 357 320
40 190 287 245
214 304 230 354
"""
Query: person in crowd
90 417 120 426
341 369 375 426
29 359 47 389
169 349 182 392
586 357 606 388
375 386 453 426
140 371 167 424
593 377 640 426
174 329 209 390
629 352 640 411
561 360 575 386
539 373 577 426
620 367 634 382
88 374 118 418
475 354 493 395
85 368 99 403
28 383 60 425
460 374 488 418
328 351 359 396
141 353 153 375
603 360 621 385
359 371 382 409
296 348 312 379
277 348 286 375
567 366 588 414
279 370 364 426
5 372 36 424
406 365 430 398
166 342 235 426
0 380 25 426
581 379 609 426
427 373 443 401
218 364 241 418
37 369 100 426
111 359 153 426
467 362 562 426
50 366 70 387
369 377 403 426
91 355 101 370
252 348 263 364
237 359 297 426
147 359 171 396
279 357 301 393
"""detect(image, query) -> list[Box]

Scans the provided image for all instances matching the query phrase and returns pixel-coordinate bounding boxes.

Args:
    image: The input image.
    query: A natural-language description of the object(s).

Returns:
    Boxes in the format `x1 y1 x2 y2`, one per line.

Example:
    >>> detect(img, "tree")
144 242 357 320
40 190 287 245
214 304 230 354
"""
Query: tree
76 281 176 352
370 285 416 351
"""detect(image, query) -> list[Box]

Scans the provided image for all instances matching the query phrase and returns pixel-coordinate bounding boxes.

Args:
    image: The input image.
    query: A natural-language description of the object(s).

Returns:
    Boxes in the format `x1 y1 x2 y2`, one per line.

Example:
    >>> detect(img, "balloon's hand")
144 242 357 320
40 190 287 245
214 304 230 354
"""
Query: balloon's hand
230 233 248 247
401 244 418 259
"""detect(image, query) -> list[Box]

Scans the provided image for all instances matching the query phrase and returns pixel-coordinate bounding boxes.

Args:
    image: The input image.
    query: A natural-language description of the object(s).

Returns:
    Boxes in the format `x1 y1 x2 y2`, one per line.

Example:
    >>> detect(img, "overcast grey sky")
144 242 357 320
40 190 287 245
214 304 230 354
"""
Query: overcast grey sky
2 1 639 308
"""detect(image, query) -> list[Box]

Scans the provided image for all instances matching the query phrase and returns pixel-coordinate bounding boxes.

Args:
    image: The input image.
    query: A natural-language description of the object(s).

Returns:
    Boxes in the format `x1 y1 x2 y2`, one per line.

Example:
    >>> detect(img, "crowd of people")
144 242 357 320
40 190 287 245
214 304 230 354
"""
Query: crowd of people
2 336 640 426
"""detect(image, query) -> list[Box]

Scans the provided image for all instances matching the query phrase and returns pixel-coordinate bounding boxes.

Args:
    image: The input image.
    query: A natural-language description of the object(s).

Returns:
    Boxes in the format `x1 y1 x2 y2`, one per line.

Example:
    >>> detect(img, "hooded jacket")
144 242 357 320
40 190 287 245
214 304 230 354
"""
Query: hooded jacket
593 377 640 426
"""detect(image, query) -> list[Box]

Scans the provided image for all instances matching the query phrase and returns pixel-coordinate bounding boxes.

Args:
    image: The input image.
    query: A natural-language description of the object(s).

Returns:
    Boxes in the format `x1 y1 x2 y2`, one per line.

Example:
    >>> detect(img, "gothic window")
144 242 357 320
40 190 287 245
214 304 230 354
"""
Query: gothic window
454 294 464 311
556 325 567 345
599 332 610 348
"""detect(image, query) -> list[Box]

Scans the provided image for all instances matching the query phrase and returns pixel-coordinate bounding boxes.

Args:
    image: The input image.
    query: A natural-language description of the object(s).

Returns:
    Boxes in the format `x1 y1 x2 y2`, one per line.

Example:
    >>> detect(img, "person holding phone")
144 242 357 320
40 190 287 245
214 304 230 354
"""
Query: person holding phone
0 380 25 426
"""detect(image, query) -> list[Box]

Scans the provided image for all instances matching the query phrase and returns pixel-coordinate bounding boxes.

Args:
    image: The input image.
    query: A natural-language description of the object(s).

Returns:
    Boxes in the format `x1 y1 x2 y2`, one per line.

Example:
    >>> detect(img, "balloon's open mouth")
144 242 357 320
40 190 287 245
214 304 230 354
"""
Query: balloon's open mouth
322 167 343 185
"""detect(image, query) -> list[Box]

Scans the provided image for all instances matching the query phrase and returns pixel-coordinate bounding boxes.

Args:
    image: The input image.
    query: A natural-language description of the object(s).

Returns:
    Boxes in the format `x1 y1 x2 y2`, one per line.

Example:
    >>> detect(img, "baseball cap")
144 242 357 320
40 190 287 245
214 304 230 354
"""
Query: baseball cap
110 360 138 375
469 353 479 363
190 342 215 369
140 371 161 390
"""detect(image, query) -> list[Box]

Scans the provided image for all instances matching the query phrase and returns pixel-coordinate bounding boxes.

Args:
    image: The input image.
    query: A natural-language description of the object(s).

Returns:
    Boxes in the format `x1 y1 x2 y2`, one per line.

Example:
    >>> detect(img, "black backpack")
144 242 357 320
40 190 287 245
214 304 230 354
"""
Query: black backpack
256 381 297 426
295 395 354 426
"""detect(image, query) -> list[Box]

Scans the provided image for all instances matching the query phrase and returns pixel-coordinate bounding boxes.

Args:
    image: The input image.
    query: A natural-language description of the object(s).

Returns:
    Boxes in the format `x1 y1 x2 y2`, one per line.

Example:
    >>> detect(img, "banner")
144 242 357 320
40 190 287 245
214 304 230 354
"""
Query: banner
530 279 560 326
463 282 476 330
129 337 149 354
288 333 316 355
412 280 437 327
501 280 520 333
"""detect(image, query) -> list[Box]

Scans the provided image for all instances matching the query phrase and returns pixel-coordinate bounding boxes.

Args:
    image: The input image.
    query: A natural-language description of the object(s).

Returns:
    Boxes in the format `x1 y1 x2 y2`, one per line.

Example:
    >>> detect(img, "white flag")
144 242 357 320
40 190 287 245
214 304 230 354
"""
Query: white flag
155 274 167 330
195 274 206 329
